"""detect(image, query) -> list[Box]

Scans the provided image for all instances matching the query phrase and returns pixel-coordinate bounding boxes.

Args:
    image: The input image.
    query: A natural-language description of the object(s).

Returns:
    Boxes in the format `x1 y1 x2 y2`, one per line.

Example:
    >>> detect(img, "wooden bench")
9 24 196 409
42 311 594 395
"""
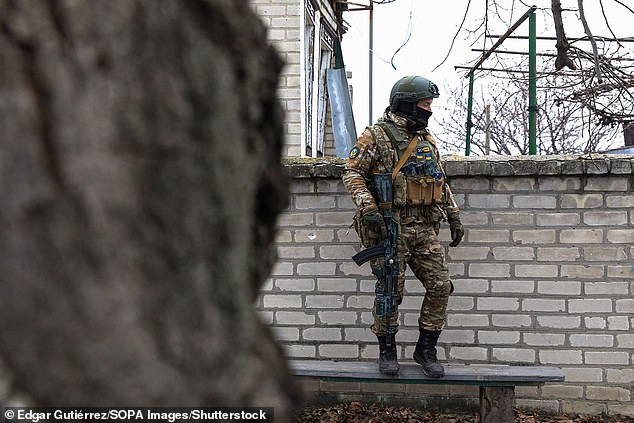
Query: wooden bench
290 360 565 423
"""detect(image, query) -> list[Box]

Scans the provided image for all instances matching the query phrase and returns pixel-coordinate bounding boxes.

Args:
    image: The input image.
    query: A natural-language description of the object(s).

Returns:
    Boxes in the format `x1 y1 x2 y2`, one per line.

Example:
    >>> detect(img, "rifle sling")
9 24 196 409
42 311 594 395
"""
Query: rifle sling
391 135 418 181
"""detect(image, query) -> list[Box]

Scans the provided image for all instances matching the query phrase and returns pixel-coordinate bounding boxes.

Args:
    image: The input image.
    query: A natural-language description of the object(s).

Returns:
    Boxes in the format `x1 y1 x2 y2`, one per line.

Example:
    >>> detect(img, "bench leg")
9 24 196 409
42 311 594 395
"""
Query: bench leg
479 386 515 423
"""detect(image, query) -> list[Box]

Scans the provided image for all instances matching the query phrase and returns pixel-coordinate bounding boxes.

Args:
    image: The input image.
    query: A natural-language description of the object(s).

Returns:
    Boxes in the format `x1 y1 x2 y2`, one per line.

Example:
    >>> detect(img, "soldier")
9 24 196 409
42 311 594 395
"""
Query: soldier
342 75 464 378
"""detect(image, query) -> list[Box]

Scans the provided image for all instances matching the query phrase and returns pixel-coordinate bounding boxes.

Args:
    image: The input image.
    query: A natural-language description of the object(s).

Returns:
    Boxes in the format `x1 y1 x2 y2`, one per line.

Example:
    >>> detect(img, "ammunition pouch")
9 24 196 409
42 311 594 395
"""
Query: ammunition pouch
405 175 445 206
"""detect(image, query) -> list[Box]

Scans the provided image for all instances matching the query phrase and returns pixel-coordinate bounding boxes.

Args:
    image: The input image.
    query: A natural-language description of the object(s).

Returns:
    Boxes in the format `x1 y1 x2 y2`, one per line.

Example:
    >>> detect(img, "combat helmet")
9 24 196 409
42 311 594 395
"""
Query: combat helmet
389 75 439 130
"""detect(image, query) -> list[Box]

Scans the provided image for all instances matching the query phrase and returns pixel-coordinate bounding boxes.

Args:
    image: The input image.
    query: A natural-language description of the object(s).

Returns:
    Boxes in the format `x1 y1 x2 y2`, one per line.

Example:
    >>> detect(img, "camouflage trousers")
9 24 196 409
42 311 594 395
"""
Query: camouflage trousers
370 218 453 335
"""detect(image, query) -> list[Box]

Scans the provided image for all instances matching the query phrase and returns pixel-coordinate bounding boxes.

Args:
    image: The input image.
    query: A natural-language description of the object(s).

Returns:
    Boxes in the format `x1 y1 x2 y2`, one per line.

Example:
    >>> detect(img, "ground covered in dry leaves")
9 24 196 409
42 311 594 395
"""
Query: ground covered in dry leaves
296 402 634 422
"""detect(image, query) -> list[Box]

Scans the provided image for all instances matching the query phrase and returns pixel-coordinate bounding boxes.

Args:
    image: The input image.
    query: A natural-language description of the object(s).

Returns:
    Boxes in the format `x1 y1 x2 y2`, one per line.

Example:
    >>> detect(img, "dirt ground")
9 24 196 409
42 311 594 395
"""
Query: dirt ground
296 402 634 422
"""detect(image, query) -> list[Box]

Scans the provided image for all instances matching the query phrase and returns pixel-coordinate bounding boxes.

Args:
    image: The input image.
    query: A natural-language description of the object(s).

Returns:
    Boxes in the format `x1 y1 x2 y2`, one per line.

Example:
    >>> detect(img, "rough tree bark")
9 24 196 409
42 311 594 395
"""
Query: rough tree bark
0 0 299 418
551 0 577 71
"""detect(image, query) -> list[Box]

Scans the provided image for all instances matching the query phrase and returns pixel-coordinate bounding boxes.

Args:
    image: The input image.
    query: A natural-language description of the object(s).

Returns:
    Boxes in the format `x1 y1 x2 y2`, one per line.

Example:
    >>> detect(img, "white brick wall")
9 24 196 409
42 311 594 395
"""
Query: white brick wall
259 155 634 416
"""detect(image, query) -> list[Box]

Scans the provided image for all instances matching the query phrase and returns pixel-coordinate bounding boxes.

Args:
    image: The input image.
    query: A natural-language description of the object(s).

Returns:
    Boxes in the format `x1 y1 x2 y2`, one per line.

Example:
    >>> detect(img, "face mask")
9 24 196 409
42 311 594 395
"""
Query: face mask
406 107 432 131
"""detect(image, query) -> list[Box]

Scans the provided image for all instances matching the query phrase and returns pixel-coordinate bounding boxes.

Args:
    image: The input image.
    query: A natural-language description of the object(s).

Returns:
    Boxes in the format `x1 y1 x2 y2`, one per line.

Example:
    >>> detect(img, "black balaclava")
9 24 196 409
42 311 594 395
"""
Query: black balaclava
395 101 432 131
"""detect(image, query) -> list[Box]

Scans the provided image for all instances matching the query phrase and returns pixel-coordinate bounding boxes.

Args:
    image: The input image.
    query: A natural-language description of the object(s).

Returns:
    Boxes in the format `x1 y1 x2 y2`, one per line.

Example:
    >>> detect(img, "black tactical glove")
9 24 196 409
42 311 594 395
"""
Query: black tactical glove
449 219 464 247
363 206 388 239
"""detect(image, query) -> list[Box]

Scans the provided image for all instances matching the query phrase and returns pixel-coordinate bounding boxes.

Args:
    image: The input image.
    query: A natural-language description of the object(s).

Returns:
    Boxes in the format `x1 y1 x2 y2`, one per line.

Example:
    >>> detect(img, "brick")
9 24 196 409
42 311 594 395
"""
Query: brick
467 194 510 208
562 402 606 416
492 348 535 363
295 194 335 209
477 297 519 311
302 328 342 341
447 246 491 260
617 334 634 348
262 295 302 308
584 281 629 295
319 245 357 259
515 399 559 414
449 177 489 191
607 229 634 243
584 176 629 191
607 404 634 418
569 334 613 347
448 296 475 311
491 280 535 293
537 280 581 295
513 195 557 209
318 311 358 325
585 351 629 364
583 210 628 226
513 229 556 244
447 314 490 327
275 279 315 291
608 316 630 331
560 193 603 208
561 264 605 279
515 264 558 278
346 295 374 309
569 298 613 313
272 327 300 341
492 247 535 261
276 230 293 242
564 367 603 382
276 311 315 325
539 349 582 364
297 262 336 275
522 299 565 312
277 245 315 259
523 333 565 346
491 314 533 327
318 344 359 358
539 176 582 191
278 212 313 226
536 212 580 226
294 229 334 242
283 344 316 358
536 247 580 261
317 278 357 292
606 368 634 384
477 330 520 344
467 229 510 243
608 265 634 279
537 315 581 329
305 295 344 309
616 299 634 313
440 329 475 343
606 195 634 207
452 279 490 294
541 384 584 399
583 246 628 261
586 386 631 401
560 228 603 244
448 346 488 361
491 212 534 226
344 328 375 342
271 261 294 276
316 211 354 226
493 177 536 191
460 211 489 226
585 317 606 329
469 263 511 278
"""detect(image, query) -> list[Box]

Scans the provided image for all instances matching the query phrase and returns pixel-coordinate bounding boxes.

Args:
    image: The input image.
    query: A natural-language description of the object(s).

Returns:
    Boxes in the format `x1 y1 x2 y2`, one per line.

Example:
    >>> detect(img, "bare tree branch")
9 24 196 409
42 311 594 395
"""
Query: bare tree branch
551 0 576 70
577 0 603 82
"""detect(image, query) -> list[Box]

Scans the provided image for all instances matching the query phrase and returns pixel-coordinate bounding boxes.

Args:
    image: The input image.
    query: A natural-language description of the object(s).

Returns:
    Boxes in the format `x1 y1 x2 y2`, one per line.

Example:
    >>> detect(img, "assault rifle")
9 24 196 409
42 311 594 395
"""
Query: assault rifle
351 173 399 346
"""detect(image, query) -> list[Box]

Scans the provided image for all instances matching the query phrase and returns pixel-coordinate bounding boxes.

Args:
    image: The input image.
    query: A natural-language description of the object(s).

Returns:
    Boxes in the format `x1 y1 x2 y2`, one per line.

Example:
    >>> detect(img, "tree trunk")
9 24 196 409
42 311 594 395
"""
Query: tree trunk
0 0 298 418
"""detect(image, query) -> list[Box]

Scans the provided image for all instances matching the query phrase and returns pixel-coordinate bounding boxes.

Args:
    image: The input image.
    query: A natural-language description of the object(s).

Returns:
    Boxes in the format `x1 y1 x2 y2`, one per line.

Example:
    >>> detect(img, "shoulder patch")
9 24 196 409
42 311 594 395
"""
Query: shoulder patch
348 147 360 159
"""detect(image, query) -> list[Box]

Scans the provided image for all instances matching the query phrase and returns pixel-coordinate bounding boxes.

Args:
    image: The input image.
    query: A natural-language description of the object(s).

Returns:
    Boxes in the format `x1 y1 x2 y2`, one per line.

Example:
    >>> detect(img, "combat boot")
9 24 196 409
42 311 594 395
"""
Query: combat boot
413 328 444 378
377 334 399 376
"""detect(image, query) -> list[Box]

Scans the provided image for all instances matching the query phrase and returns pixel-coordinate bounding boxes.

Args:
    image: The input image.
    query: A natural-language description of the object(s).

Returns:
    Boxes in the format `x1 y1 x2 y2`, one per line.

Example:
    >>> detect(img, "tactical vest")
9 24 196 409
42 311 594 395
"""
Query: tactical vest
369 121 446 207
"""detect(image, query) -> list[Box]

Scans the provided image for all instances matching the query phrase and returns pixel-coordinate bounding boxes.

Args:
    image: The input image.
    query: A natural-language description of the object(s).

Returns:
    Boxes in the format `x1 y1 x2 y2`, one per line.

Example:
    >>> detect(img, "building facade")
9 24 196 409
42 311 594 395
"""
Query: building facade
251 0 343 157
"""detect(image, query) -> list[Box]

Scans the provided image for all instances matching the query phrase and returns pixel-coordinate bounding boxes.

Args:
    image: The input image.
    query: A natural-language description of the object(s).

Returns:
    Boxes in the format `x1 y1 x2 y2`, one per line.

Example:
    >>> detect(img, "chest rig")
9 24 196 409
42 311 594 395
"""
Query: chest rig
369 121 446 208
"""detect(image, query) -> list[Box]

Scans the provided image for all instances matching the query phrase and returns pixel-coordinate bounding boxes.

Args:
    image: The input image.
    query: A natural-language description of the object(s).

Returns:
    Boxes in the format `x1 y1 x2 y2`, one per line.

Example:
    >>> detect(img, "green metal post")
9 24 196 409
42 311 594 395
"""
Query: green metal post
465 72 474 156
528 8 537 155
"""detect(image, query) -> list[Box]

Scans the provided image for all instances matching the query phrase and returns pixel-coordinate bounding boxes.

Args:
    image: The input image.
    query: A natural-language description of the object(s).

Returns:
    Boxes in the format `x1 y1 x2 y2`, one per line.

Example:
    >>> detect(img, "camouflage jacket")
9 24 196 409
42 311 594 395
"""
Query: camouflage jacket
342 110 460 223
